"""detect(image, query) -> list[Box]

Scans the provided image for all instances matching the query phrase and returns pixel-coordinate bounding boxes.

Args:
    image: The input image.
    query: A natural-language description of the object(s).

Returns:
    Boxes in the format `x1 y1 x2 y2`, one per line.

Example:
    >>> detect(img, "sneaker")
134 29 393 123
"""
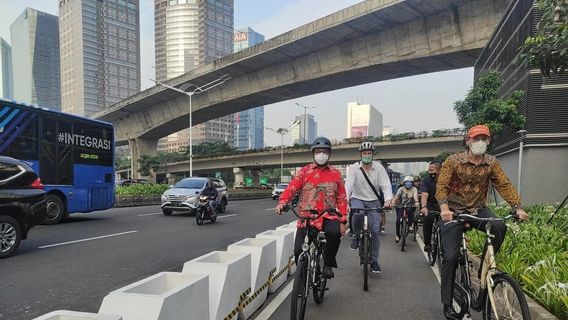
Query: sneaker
395 236 400 243
424 245 431 252
350 238 359 250
371 261 382 274
380 228 386 235
409 225 414 232
323 266 335 279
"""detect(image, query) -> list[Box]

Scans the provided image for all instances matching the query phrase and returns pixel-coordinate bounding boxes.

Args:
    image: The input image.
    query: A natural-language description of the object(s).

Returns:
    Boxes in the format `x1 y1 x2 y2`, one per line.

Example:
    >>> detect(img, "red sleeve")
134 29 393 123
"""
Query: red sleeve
335 174 348 223
278 166 305 205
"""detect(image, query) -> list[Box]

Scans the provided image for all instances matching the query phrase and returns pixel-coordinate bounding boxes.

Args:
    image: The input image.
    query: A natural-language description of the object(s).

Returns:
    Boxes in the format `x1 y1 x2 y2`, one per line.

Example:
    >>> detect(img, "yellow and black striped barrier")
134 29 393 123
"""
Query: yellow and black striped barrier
240 268 276 310
223 287 251 320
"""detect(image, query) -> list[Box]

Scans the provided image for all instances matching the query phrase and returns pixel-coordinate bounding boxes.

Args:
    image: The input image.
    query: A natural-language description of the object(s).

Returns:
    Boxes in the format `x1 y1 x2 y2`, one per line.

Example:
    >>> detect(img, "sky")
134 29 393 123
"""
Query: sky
0 0 473 147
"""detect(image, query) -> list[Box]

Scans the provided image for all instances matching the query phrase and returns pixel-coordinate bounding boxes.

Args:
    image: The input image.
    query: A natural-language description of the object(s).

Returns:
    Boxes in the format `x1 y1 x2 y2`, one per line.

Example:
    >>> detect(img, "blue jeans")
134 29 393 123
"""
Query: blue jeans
350 198 381 264
208 200 217 213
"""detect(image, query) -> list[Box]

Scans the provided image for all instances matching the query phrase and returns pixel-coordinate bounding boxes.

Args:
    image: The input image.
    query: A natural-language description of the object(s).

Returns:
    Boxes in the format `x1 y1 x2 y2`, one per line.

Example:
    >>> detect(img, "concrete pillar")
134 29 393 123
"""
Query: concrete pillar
128 138 159 180
252 168 262 188
167 172 178 186
233 167 245 188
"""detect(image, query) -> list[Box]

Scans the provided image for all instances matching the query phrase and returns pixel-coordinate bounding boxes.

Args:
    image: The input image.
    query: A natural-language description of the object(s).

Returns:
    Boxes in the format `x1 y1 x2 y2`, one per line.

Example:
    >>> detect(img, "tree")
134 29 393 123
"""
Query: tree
137 155 161 176
517 0 568 76
115 156 130 171
453 71 525 136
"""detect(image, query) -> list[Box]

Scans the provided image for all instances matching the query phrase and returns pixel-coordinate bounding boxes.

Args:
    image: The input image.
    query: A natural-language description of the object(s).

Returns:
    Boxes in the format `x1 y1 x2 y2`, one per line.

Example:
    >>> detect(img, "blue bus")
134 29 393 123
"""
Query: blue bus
0 98 115 224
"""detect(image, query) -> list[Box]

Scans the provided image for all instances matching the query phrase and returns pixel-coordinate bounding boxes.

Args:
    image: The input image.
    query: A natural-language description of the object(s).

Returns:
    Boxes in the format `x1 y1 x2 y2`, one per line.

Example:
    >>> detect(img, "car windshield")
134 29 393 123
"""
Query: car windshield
174 179 206 189
276 184 288 189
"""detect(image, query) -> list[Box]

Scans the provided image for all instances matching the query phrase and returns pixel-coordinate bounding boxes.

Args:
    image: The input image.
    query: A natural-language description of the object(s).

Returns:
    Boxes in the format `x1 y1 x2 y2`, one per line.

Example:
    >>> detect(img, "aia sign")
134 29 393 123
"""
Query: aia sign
234 32 248 42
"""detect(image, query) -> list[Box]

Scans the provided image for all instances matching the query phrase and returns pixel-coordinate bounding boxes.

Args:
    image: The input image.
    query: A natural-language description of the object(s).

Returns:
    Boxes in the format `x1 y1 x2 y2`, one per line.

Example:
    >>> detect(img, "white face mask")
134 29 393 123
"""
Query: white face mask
314 153 329 165
471 140 487 155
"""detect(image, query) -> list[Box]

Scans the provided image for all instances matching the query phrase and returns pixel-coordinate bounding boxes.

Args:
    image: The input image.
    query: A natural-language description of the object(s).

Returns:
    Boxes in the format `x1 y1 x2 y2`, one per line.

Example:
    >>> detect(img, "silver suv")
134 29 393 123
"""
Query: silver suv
160 177 228 216
271 183 289 200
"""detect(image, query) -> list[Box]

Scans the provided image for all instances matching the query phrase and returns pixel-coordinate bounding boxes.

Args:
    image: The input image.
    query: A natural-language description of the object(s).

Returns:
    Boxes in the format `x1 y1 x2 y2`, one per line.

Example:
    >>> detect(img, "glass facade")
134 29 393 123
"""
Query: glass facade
0 38 13 100
10 8 60 110
291 114 317 145
155 0 235 152
60 0 141 117
233 27 265 150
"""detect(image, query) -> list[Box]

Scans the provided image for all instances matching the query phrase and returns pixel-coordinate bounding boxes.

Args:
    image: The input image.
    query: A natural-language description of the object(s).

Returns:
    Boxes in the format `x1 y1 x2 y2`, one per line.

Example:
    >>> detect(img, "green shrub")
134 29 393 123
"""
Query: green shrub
466 204 568 319
116 184 170 196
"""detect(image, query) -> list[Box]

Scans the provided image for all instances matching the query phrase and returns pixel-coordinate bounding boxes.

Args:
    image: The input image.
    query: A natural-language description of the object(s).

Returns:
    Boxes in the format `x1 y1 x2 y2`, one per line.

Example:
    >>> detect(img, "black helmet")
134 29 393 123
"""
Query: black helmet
413 176 421 182
311 137 332 151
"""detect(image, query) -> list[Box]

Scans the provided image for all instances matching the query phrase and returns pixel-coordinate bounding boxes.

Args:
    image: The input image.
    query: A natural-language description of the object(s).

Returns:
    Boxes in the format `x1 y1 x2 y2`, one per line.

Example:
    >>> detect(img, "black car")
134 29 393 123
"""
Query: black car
0 156 47 258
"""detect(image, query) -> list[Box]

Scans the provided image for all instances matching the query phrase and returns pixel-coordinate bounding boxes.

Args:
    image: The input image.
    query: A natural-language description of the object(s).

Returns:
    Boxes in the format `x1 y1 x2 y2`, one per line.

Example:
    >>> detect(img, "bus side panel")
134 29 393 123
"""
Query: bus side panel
71 164 115 213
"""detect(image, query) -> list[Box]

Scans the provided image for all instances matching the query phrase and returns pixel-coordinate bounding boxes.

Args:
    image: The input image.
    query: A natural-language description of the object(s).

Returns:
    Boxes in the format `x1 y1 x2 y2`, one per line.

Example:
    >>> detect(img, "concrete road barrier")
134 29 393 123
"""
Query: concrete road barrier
227 238 277 319
98 272 208 320
33 311 121 320
256 229 294 293
276 224 298 275
182 251 251 320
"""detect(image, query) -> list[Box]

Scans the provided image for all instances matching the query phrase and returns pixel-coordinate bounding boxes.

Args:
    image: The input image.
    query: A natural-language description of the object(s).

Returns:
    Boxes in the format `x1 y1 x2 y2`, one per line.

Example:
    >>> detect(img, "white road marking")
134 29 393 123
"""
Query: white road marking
416 233 442 284
217 214 238 219
138 212 163 217
39 230 138 249
265 208 275 211
254 280 294 320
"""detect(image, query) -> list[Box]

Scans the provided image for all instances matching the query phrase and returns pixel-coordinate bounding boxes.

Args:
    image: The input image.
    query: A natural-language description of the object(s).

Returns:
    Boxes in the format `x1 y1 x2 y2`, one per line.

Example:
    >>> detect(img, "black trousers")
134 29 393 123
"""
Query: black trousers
422 213 435 246
294 219 341 268
440 208 507 305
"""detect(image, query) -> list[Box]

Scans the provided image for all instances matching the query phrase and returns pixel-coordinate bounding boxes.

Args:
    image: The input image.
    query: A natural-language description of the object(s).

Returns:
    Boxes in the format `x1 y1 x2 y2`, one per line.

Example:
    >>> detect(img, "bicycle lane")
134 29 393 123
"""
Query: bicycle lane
256 217 456 320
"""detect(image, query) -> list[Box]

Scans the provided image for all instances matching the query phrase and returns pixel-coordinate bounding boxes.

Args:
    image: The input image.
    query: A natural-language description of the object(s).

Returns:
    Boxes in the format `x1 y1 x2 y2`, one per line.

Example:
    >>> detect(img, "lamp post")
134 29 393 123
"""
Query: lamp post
151 74 231 177
516 129 527 197
295 102 316 144
266 120 301 183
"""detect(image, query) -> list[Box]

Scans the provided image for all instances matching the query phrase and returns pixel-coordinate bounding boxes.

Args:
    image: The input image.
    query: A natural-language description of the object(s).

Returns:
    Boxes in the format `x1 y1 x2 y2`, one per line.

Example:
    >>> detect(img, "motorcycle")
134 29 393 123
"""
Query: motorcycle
194 195 217 225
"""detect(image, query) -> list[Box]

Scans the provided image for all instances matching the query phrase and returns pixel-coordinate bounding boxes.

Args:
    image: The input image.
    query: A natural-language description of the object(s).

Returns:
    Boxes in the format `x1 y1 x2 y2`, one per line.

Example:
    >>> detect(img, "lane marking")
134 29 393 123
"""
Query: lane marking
138 212 163 217
254 280 294 320
38 230 138 249
217 214 238 219
265 208 275 211
416 233 442 284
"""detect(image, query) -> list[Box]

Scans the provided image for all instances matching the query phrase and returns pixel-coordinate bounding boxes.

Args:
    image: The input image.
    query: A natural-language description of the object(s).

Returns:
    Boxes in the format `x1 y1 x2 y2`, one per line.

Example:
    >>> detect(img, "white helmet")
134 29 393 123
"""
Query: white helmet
403 176 414 183
359 141 375 152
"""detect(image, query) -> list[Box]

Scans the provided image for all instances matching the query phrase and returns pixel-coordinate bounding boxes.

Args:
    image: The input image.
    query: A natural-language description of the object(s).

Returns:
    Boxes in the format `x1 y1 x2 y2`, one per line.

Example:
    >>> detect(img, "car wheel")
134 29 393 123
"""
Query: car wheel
43 194 65 225
218 198 227 213
0 215 22 259
162 209 172 216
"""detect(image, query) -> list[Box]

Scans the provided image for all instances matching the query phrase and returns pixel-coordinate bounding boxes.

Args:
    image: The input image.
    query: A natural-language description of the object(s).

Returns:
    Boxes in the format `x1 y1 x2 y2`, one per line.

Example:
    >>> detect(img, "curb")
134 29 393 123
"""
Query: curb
468 253 559 320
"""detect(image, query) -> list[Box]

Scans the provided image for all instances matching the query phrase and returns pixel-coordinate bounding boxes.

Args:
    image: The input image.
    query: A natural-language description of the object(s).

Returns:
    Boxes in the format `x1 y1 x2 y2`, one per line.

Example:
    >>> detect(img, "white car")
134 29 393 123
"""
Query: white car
161 177 228 215
271 183 289 200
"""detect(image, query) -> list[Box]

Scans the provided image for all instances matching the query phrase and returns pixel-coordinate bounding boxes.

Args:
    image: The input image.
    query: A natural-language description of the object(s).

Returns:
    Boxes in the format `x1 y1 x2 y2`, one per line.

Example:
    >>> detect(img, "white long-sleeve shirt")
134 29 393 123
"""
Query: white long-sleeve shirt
345 160 393 203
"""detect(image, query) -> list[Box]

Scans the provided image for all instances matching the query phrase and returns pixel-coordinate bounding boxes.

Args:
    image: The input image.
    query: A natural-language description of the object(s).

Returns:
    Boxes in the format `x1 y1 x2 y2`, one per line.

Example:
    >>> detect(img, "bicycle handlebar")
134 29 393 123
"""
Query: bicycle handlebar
283 204 340 221
453 213 518 223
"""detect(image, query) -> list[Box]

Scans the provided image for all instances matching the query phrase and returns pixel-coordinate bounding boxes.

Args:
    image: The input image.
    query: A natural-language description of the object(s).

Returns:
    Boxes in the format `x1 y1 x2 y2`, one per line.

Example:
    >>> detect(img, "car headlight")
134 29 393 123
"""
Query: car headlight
161 195 167 202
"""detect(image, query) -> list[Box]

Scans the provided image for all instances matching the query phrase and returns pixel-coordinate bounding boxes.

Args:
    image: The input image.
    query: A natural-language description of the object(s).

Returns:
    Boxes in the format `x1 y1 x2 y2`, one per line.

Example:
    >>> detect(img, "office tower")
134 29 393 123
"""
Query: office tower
291 114 317 145
346 102 383 138
59 0 141 116
0 38 13 99
10 8 60 109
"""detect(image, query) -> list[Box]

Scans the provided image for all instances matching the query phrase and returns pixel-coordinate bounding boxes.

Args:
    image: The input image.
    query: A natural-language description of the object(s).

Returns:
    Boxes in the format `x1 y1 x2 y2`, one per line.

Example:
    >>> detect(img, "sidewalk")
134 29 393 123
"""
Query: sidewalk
256 217 459 320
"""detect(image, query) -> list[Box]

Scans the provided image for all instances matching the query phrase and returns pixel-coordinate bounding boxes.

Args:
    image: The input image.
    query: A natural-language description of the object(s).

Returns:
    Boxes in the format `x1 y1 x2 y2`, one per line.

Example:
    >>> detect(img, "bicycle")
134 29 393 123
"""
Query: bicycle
427 211 443 275
284 204 339 320
350 207 381 291
395 204 416 252
450 212 531 320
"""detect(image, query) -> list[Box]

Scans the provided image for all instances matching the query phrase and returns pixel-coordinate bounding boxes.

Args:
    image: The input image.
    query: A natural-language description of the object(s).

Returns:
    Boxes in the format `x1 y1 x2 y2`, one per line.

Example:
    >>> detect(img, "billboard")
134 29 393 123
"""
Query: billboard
234 32 248 42
351 125 368 138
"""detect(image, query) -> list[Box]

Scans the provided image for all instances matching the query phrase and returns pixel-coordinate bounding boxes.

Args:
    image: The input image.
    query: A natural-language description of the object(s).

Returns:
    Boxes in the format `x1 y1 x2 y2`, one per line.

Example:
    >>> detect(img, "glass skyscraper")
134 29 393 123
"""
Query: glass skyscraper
59 0 141 117
0 38 13 100
155 0 235 152
291 114 317 145
10 8 60 109
234 27 265 150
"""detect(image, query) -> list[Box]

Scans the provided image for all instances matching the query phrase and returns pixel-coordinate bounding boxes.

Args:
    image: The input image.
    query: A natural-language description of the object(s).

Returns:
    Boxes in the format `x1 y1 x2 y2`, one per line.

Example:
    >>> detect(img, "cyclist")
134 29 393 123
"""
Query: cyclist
345 142 393 273
436 124 529 320
275 137 348 279
420 161 442 252
392 176 419 243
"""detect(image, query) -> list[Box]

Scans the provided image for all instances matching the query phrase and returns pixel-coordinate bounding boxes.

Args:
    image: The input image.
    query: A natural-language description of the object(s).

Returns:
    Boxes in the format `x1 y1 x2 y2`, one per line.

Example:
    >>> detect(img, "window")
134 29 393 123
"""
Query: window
1 112 39 161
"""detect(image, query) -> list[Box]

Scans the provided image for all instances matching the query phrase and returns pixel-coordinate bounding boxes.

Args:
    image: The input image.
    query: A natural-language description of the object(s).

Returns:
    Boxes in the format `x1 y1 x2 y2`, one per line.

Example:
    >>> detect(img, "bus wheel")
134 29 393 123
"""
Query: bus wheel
43 194 65 225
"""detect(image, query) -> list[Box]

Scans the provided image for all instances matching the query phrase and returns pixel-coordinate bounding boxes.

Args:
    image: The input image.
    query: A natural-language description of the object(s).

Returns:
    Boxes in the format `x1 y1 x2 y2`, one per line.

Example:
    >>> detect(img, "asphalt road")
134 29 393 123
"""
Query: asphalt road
0 198 294 320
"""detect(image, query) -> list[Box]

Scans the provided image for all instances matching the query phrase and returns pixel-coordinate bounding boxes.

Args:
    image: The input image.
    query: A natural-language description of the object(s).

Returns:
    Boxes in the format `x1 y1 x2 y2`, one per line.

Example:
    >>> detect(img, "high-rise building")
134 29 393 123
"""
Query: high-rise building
346 102 383 138
10 8 60 109
59 0 141 117
155 0 234 152
383 125 397 136
0 38 13 100
234 27 264 150
291 114 317 145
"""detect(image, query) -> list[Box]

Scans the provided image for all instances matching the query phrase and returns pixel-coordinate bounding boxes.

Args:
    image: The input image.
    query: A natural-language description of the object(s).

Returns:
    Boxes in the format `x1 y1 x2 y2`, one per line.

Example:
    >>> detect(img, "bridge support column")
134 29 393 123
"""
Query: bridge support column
129 138 159 180
252 168 262 188
233 167 245 188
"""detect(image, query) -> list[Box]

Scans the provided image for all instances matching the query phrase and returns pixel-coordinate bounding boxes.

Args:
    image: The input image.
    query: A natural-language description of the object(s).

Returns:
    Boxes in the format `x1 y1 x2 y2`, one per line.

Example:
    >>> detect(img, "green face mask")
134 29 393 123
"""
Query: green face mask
361 156 373 164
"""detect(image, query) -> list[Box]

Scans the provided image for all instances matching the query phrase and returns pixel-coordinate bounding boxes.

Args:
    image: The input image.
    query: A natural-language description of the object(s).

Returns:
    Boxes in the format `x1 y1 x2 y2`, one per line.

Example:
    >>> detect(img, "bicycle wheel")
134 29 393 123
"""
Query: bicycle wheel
291 257 309 320
484 273 531 320
453 263 472 318
401 219 407 252
313 252 326 304
362 234 370 291
428 227 438 266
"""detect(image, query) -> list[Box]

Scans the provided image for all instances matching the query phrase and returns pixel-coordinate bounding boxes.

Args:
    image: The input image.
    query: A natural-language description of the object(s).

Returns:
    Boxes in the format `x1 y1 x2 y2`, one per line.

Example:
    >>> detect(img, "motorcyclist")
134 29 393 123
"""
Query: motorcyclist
201 180 218 214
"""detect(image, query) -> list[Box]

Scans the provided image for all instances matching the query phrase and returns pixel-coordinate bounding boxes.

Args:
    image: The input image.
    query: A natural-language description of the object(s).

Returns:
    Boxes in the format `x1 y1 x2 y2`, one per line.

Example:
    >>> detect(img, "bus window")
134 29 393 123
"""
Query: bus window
2 114 38 161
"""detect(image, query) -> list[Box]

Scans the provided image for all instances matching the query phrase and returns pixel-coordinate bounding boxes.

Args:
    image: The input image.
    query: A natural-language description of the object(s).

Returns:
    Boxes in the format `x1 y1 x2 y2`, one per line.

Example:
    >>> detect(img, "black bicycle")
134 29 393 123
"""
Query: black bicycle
284 204 339 320
427 211 443 275
395 204 416 252
350 207 381 291
451 212 531 320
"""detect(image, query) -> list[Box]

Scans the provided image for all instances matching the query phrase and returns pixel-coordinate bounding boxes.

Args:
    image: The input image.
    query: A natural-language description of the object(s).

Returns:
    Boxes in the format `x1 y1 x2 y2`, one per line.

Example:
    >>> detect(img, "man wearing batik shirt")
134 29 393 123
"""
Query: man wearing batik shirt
436 124 529 320
275 137 348 279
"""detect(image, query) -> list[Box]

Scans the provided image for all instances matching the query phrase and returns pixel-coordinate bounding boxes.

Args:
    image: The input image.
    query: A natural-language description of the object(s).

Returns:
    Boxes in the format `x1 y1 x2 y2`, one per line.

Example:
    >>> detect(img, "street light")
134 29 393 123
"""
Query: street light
516 129 527 198
295 102 316 144
151 74 231 177
266 120 301 183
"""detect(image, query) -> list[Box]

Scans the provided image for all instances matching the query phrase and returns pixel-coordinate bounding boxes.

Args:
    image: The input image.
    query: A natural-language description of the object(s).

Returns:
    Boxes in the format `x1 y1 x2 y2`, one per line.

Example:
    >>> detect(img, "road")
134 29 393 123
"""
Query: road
0 198 294 320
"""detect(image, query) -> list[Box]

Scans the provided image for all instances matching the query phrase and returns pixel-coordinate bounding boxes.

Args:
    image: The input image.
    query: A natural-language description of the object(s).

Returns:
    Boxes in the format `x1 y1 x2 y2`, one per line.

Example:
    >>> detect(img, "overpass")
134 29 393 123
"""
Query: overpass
95 0 511 176
153 136 464 182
